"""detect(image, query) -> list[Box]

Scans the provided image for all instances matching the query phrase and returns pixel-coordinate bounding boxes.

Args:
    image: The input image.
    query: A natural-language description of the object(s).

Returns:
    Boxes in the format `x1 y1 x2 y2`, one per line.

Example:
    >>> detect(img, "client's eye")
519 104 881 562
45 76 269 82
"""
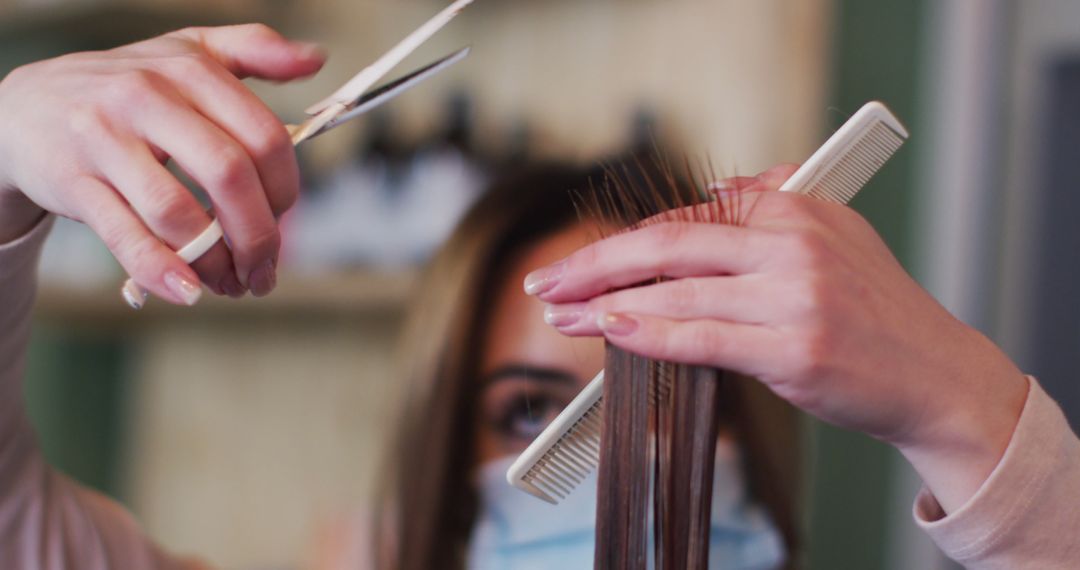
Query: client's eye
496 392 563 439
479 376 579 444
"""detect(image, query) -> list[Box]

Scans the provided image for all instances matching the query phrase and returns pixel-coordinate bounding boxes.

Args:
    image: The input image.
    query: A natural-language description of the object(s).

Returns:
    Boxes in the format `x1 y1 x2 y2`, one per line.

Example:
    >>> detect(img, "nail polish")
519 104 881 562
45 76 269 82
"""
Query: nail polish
294 41 327 60
122 279 148 310
544 303 584 327
706 180 730 193
597 312 638 336
164 271 202 306
524 260 566 296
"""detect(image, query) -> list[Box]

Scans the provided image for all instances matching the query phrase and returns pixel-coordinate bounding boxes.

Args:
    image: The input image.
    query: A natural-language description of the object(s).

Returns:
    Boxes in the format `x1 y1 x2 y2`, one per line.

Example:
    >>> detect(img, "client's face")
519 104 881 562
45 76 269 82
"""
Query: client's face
475 224 605 465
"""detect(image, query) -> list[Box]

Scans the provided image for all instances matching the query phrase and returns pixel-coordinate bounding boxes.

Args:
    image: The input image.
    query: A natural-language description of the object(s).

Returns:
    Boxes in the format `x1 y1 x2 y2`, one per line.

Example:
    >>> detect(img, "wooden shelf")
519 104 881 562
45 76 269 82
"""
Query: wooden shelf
34 270 417 326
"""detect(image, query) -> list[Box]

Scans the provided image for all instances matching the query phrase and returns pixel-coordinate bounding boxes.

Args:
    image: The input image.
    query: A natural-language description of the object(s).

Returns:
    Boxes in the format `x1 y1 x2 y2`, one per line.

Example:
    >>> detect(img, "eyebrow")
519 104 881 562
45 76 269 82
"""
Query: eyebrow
481 364 580 387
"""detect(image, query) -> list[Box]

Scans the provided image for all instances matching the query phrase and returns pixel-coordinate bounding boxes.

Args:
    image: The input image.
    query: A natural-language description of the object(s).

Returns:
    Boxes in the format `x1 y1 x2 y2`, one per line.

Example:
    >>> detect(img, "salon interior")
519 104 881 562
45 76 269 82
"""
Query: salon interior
2 0 1078 569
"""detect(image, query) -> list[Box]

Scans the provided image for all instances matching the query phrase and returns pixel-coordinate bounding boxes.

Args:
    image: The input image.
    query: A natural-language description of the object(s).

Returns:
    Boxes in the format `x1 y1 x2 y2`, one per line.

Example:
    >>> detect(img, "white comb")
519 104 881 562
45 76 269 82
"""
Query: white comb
507 101 909 504
506 370 604 504
778 100 908 200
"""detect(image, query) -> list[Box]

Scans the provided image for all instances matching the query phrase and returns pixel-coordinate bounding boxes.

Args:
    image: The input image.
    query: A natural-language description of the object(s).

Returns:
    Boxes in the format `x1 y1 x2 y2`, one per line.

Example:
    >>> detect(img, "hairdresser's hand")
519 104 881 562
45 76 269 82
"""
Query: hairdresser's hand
0 25 326 303
528 164 1029 514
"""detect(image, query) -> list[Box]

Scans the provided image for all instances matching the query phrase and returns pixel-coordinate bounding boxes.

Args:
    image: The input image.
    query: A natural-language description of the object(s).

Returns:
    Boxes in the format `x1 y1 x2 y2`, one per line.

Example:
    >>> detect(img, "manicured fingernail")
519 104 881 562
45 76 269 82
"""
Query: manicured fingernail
294 41 327 59
248 260 277 297
122 279 148 310
164 271 202 306
544 303 585 327
707 180 730 192
524 260 566 296
220 274 247 298
597 312 638 336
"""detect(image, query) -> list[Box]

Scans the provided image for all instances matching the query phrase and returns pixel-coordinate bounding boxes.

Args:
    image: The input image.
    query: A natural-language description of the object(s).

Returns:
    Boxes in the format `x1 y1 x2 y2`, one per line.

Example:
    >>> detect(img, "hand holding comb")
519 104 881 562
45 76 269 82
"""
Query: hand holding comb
507 101 910 504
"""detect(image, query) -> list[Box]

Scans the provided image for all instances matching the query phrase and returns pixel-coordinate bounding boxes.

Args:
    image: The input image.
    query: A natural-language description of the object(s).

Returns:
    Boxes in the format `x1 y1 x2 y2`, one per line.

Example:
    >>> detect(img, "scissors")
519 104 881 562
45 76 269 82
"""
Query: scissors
122 0 474 308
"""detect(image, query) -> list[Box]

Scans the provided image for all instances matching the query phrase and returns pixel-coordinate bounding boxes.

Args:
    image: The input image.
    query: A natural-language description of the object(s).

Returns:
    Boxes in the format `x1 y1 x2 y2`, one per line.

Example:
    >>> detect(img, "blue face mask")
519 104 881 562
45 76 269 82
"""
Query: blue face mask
467 442 786 570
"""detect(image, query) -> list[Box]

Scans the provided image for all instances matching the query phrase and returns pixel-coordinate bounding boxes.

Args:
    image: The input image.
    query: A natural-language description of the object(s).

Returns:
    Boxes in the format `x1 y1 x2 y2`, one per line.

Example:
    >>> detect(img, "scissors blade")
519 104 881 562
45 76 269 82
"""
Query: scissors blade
300 46 471 141
305 0 474 116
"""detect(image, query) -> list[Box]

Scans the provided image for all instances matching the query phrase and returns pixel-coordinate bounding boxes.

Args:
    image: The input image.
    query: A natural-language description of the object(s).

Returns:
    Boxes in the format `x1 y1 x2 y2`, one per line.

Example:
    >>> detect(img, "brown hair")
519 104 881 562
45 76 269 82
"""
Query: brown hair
375 157 801 569
583 157 803 569
374 164 601 570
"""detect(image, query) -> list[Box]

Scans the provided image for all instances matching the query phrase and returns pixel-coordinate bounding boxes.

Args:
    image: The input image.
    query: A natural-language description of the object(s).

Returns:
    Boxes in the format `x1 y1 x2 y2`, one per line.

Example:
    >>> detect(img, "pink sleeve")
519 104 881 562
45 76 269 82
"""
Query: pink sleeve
915 376 1080 569
0 216 203 570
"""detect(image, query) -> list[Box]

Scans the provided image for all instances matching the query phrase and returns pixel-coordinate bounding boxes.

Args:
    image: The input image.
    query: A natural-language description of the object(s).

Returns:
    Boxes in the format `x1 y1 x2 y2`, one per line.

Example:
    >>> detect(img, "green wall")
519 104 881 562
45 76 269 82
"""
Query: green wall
806 1 925 569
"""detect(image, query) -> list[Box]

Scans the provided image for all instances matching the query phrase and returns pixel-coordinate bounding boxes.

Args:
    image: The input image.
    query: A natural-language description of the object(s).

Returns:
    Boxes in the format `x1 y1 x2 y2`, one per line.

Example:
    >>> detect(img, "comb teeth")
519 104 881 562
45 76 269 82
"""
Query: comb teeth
520 400 603 503
507 371 606 504
778 100 909 204
508 370 674 504
804 122 905 204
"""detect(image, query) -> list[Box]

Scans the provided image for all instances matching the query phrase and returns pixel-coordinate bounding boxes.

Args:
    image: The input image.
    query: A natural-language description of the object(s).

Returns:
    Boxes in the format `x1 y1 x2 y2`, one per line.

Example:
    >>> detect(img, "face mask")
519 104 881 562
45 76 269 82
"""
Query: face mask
467 441 786 570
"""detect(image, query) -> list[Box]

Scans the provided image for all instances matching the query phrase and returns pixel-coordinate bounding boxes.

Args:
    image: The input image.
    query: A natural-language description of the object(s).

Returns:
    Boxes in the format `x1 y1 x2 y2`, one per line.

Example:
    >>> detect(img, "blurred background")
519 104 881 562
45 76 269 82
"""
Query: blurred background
3 0 1079 568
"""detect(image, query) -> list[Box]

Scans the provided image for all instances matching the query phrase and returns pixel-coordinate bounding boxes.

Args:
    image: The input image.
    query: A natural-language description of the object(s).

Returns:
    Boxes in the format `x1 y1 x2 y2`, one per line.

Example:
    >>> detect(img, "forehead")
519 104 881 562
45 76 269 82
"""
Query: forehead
480 225 604 376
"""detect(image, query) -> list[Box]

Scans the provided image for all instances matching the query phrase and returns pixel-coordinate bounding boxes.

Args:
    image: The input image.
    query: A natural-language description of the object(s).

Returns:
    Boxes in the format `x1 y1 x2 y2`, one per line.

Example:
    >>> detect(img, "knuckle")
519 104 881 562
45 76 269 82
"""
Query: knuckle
250 120 291 160
67 104 111 140
110 69 164 106
127 232 164 264
240 225 281 260
789 323 833 379
144 183 196 230
668 278 703 315
790 271 832 316
101 224 160 271
784 229 829 265
569 242 600 274
684 324 722 359
765 192 814 220
207 145 254 191
172 50 219 77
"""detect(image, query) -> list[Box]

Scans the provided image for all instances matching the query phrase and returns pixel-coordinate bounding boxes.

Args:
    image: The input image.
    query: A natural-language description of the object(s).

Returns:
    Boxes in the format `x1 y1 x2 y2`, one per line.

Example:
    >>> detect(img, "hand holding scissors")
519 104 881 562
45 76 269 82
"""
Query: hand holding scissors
122 0 474 308
0 1 472 308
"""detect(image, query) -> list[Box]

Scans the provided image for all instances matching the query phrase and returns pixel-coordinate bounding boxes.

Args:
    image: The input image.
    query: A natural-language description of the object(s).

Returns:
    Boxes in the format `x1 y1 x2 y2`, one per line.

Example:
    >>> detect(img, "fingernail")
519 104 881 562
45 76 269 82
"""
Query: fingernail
220 274 247 298
544 303 585 327
248 260 277 297
524 260 566 296
122 279 148 310
707 180 730 193
597 312 638 336
294 41 327 60
164 271 202 306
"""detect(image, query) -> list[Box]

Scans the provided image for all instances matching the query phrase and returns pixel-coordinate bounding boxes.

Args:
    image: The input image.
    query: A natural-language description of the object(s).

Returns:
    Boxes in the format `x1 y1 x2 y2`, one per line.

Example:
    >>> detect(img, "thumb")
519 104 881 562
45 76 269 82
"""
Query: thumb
172 24 327 81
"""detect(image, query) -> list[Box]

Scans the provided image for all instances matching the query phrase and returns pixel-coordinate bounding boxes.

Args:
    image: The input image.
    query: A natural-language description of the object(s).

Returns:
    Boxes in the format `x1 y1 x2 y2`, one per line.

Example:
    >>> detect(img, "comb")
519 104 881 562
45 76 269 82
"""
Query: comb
778 100 908 199
507 101 909 504
506 370 604 504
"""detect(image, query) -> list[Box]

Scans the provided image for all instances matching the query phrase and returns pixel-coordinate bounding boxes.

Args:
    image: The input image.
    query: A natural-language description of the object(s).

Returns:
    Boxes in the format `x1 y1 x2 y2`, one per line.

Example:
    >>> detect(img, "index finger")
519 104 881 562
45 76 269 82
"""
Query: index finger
524 163 806 303
524 222 776 304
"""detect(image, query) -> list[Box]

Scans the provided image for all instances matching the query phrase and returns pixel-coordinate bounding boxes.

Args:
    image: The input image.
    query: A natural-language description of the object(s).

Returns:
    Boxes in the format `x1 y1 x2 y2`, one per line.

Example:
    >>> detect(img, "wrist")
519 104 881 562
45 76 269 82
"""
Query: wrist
895 330 1028 514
